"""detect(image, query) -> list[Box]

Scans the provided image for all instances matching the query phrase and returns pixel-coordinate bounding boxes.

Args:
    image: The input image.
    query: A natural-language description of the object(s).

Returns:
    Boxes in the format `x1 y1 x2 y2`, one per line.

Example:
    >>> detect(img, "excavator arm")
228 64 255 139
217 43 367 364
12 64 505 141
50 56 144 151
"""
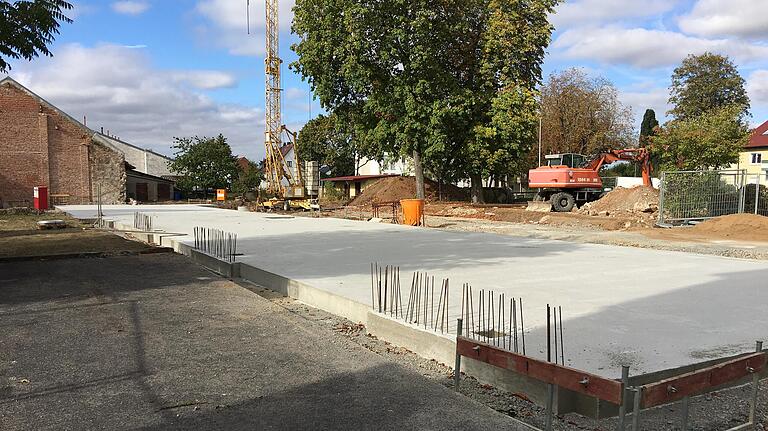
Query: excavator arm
585 148 652 187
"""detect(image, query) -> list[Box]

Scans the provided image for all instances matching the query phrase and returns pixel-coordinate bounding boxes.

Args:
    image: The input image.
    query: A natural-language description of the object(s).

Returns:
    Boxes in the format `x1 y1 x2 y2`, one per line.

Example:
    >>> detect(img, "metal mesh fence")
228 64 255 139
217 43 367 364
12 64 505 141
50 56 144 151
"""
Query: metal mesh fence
659 170 768 224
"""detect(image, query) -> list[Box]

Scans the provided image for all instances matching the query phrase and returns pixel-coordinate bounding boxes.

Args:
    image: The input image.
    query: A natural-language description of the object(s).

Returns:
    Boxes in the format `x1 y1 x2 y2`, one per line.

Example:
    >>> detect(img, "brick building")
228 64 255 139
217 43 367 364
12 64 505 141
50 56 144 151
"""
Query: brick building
0 76 174 207
0 76 126 207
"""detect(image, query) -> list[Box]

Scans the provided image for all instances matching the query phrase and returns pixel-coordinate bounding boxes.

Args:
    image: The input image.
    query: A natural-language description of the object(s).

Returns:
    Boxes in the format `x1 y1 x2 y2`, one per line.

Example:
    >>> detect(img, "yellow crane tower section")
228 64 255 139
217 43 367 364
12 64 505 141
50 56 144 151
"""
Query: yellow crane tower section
262 0 312 209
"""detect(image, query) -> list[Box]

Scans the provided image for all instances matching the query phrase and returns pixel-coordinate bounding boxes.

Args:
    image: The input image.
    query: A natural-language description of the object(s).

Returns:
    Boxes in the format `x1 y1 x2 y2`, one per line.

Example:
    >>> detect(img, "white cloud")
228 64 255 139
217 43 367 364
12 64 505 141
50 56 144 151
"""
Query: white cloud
618 84 671 124
553 26 768 68
10 44 264 159
678 0 768 39
195 0 295 56
747 70 768 107
111 1 150 16
170 71 238 90
551 0 679 27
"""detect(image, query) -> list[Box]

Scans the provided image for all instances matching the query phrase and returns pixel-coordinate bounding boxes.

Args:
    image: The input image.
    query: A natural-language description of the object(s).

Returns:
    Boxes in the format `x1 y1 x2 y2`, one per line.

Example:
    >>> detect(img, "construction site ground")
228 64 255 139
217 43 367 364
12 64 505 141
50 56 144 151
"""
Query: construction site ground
0 253 527 431
0 210 154 260
321 202 768 260
61 204 768 379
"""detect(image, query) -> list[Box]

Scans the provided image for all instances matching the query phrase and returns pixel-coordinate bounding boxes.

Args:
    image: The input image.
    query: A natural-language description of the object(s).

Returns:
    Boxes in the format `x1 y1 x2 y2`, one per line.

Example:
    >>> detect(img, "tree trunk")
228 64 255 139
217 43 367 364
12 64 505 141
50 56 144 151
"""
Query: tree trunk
470 173 484 204
413 149 425 199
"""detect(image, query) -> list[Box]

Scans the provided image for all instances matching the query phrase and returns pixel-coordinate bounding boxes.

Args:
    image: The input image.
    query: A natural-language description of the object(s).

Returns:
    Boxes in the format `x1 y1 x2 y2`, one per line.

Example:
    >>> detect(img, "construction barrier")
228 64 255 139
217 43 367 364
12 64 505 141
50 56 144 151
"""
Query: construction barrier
454 326 766 431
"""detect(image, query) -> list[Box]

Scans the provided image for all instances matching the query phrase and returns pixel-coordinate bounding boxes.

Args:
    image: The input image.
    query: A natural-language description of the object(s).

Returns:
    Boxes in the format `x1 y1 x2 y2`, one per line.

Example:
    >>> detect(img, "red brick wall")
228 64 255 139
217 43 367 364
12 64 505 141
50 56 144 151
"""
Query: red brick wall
0 82 118 207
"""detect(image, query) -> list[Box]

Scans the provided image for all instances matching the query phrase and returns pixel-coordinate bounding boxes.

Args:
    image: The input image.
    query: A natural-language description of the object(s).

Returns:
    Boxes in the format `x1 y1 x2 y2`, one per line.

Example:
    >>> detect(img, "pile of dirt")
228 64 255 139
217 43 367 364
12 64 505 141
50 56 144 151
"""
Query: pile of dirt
350 176 467 206
690 213 768 242
580 186 659 217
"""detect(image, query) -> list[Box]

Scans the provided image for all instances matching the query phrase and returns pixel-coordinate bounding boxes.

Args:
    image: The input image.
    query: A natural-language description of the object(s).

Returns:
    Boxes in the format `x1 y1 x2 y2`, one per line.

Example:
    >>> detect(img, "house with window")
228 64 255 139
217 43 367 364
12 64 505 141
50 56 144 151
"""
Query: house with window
734 120 768 185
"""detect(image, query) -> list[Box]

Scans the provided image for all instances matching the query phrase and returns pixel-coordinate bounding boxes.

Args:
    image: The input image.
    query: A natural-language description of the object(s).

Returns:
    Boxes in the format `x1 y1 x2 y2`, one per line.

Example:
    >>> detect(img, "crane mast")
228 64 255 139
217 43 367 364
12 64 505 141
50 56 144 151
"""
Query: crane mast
263 0 303 197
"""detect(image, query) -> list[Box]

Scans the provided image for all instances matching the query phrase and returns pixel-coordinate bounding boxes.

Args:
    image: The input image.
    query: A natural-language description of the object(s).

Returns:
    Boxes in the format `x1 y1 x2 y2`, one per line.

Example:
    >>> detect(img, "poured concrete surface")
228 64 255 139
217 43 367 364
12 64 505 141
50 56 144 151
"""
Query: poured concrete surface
62 205 768 377
0 254 525 430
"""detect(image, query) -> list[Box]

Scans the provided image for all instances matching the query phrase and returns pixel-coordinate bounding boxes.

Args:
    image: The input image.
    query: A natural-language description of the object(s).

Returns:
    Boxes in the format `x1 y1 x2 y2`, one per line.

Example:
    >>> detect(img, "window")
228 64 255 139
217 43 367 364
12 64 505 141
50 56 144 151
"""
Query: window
286 160 293 168
751 153 762 164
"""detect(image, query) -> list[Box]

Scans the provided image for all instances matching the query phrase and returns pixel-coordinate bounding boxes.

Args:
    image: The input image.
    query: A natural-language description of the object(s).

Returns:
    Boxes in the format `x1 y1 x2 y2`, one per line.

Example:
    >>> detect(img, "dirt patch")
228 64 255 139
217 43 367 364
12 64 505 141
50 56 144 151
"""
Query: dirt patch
691 213 768 242
579 186 659 217
0 211 155 259
0 230 154 259
350 176 467 206
0 210 82 232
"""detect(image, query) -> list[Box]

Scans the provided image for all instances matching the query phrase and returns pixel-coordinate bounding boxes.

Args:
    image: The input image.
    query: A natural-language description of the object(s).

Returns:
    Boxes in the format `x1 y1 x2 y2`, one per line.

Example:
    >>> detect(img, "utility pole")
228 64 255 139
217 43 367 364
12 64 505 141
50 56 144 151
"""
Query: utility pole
538 117 543 167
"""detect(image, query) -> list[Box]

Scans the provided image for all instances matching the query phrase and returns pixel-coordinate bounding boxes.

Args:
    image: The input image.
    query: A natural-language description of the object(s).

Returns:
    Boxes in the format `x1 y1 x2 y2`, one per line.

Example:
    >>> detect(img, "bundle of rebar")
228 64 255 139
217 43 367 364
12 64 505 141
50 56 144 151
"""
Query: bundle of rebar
133 212 153 231
193 226 238 263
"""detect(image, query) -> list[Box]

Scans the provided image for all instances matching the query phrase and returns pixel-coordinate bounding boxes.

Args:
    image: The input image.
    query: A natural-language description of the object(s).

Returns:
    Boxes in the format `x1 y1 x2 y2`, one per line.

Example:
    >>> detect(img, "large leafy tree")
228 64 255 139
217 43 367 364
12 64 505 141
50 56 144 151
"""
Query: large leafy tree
668 53 750 122
292 0 557 203
296 114 355 177
539 68 635 157
169 135 238 193
0 0 73 72
651 106 749 171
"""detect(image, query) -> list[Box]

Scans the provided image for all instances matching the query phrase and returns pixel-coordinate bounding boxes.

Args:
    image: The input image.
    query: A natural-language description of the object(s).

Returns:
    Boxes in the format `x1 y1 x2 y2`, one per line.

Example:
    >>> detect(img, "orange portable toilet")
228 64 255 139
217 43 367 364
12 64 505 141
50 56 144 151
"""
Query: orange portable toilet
400 199 424 226
216 189 227 201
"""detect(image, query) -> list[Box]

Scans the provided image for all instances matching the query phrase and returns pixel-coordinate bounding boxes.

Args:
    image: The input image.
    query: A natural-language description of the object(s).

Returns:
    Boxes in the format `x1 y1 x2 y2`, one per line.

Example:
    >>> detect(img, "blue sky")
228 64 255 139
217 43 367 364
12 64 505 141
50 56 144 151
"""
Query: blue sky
5 0 768 159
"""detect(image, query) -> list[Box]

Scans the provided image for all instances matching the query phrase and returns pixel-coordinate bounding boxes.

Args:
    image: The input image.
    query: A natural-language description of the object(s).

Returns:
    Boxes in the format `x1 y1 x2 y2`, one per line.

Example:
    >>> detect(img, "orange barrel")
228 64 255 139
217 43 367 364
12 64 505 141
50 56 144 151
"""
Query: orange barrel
400 199 424 226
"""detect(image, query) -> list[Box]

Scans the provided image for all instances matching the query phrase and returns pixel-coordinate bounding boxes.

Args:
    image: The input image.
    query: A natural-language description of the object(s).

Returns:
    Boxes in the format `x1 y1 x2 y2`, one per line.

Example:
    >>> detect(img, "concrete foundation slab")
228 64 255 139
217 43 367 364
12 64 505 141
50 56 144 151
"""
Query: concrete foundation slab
61 205 768 381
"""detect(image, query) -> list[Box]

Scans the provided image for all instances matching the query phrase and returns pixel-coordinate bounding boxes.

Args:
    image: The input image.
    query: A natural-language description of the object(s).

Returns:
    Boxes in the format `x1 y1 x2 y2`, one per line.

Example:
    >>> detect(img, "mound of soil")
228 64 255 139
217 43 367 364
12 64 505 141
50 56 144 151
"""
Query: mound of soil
690 213 768 242
580 186 659 216
350 176 467 206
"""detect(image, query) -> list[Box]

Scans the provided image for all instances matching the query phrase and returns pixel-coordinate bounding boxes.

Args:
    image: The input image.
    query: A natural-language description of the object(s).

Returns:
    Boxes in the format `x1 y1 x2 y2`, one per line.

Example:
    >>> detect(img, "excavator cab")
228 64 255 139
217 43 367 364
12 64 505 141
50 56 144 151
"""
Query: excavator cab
545 153 588 168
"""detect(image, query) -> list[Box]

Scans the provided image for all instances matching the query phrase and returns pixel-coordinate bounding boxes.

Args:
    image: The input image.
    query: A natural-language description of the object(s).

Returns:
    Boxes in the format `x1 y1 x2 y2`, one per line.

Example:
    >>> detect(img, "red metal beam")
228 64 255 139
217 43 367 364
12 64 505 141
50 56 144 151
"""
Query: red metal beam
641 352 767 408
456 336 624 404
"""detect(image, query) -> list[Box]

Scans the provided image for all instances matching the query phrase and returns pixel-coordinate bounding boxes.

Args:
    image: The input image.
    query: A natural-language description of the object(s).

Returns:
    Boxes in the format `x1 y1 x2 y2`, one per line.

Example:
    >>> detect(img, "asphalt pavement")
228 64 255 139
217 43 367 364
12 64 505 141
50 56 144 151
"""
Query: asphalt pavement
0 253 528 430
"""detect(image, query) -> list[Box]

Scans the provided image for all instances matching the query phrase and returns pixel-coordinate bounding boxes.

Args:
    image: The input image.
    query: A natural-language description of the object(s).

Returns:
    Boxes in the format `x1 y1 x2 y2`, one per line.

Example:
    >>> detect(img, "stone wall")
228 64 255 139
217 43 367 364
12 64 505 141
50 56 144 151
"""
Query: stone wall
90 141 126 204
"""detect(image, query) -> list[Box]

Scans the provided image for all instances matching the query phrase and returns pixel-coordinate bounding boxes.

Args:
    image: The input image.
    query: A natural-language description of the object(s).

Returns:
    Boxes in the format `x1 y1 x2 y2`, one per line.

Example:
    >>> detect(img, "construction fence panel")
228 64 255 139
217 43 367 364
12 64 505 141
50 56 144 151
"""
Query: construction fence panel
659 170 750 224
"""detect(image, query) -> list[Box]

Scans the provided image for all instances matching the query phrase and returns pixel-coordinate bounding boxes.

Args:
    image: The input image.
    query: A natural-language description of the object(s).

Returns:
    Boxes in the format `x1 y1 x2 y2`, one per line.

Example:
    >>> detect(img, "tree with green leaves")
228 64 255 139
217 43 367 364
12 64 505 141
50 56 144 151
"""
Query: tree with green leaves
0 0 73 72
639 109 659 146
651 106 749 171
292 0 558 203
296 114 355 177
231 160 264 196
169 135 238 194
668 53 750 122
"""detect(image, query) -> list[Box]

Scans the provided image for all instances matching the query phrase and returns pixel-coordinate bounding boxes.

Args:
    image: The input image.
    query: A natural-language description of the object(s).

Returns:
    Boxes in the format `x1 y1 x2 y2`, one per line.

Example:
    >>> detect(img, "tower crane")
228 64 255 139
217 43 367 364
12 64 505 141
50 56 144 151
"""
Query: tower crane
255 0 318 210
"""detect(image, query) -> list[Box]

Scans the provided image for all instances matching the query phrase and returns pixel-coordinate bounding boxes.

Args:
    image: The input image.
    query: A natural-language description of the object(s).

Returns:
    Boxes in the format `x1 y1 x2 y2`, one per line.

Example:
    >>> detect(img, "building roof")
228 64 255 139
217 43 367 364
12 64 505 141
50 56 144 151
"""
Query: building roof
125 163 175 184
1 76 173 162
321 174 399 182
746 120 768 149
280 143 294 157
94 132 173 162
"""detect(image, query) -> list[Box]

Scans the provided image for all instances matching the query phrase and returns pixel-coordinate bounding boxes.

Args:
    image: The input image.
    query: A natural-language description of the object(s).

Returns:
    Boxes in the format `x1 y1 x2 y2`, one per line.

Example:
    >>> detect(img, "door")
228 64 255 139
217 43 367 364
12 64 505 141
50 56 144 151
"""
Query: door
136 183 149 202
157 183 171 201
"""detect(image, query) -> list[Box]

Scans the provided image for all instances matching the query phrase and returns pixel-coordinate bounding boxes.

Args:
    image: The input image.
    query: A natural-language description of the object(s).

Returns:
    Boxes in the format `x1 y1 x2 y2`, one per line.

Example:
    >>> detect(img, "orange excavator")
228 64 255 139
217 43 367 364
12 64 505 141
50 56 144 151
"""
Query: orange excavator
527 148 652 212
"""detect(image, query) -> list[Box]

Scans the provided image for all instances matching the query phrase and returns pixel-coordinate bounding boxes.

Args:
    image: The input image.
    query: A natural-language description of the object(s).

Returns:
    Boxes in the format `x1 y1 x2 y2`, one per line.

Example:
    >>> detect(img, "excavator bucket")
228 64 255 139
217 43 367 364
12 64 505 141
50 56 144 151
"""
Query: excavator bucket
526 200 552 212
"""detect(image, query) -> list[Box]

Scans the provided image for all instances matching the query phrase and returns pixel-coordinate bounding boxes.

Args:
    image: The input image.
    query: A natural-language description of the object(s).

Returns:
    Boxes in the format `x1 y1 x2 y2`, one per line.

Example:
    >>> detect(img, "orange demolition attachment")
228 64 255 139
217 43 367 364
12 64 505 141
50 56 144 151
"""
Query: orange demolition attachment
527 148 652 212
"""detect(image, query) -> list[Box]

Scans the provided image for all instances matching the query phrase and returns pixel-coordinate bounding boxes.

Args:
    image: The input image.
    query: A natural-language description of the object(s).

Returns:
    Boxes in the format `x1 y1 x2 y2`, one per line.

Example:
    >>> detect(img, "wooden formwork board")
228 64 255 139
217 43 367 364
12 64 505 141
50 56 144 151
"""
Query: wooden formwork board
456 336 624 405
641 352 766 408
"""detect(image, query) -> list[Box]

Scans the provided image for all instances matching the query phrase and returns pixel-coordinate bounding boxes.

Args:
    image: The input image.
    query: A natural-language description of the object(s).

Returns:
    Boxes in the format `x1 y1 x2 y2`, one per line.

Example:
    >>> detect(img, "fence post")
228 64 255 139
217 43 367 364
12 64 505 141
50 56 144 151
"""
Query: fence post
680 396 689 431
755 176 760 215
545 383 555 431
631 386 643 431
454 318 463 391
617 365 630 431
658 172 666 224
748 340 764 425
